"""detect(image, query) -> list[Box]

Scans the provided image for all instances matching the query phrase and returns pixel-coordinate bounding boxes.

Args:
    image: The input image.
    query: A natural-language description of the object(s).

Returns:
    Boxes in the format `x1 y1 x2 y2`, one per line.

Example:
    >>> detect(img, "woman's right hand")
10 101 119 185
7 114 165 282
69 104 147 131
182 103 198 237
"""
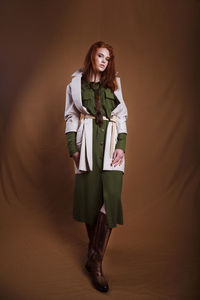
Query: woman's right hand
72 151 80 169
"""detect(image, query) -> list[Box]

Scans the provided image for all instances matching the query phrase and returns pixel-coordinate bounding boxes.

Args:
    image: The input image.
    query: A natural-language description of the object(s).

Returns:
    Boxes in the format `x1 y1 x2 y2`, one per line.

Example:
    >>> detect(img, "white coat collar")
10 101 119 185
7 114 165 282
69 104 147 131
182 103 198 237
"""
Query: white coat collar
71 68 83 77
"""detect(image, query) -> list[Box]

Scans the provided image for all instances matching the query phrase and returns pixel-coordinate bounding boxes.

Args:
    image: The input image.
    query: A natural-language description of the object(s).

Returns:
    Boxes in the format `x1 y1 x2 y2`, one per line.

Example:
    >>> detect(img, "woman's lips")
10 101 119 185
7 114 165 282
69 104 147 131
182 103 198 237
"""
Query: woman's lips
100 64 105 68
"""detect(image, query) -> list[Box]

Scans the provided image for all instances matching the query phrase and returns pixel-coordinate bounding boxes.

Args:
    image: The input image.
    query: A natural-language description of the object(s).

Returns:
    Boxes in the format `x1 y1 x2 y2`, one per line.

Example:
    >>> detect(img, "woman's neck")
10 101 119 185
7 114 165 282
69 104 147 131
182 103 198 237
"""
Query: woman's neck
89 72 101 82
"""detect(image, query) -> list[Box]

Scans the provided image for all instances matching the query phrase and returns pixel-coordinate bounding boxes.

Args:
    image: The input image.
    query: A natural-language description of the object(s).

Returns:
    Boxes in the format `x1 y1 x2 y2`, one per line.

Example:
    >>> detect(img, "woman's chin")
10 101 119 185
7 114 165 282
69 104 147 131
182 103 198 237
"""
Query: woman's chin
98 67 105 72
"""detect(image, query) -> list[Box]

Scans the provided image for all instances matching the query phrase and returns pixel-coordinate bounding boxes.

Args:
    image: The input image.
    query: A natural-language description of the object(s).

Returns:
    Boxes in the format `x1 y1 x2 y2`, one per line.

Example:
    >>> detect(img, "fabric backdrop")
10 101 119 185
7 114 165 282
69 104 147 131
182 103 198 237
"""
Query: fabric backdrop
0 0 200 299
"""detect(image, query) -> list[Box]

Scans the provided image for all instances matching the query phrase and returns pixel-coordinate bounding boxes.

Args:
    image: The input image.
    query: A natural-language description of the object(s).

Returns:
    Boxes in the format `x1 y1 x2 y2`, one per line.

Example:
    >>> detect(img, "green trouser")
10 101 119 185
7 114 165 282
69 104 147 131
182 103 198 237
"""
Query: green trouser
73 119 124 228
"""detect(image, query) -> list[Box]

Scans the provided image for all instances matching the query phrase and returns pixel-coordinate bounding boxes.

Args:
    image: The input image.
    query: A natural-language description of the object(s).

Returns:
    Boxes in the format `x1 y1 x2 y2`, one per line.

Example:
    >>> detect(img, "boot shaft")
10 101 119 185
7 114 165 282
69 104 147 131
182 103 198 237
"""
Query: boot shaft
91 212 112 261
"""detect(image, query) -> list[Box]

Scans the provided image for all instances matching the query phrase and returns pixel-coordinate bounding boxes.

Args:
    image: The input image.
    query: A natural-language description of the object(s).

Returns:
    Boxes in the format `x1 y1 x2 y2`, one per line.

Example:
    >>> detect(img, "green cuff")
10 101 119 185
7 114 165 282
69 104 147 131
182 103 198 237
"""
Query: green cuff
115 133 127 153
65 132 79 157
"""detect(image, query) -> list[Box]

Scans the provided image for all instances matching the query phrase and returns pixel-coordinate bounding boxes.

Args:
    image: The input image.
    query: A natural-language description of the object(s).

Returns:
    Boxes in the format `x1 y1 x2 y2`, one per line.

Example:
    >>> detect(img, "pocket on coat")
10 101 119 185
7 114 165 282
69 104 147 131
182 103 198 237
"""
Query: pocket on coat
105 89 115 100
82 97 91 105
82 96 93 111
104 89 119 115
82 89 93 106
104 89 120 105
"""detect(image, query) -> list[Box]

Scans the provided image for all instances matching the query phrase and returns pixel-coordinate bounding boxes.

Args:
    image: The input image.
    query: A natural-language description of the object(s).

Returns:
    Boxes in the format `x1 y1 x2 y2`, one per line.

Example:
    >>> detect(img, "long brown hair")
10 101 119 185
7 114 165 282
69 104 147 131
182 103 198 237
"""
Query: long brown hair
82 41 118 92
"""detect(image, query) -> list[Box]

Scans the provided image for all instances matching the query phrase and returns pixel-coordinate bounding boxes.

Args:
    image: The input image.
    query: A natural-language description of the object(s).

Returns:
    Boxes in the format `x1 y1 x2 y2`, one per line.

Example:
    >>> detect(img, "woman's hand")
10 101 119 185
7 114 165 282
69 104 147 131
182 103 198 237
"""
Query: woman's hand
111 149 124 167
72 151 80 168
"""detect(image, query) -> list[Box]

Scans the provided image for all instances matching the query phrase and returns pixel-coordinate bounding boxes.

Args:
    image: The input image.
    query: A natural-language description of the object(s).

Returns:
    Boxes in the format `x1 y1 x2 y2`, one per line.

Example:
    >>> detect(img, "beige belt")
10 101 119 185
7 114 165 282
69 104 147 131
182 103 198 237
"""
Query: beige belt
80 113 117 158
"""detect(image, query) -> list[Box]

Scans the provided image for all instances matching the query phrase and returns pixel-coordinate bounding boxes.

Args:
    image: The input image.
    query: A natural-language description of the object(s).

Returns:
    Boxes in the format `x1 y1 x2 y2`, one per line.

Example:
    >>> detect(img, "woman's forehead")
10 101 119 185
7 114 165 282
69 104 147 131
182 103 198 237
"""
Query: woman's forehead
96 47 110 57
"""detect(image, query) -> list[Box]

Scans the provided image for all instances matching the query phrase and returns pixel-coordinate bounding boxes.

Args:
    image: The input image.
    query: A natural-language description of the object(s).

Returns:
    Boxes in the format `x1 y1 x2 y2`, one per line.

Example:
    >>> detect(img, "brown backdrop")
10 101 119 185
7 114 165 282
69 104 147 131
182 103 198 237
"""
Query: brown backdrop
0 0 200 299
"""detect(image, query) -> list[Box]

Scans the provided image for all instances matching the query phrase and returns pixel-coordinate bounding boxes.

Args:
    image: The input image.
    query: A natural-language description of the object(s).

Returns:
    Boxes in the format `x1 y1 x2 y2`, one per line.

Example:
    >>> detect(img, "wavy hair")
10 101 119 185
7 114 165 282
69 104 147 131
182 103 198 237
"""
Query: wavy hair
82 41 118 92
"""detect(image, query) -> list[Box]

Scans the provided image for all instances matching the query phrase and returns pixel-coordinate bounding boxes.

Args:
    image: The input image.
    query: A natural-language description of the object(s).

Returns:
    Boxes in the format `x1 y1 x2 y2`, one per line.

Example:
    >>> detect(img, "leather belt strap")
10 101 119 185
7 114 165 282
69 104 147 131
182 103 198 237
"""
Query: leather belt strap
80 113 117 158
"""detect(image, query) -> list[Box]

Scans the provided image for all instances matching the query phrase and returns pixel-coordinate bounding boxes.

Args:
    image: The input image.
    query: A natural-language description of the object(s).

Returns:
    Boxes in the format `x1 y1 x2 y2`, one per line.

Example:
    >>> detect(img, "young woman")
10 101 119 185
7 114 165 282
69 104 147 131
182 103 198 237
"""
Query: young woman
64 41 128 293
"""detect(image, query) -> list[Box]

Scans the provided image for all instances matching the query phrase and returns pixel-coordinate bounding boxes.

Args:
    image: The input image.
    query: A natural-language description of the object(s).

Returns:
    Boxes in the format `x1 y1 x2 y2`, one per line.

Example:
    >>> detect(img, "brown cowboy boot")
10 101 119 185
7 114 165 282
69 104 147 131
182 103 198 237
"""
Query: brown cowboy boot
85 222 96 258
85 212 112 293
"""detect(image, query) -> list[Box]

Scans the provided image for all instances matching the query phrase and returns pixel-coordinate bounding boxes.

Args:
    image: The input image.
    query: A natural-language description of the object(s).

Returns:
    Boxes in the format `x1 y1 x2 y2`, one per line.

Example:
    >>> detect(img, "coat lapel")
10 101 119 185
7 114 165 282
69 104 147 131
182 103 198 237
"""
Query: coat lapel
71 69 88 114
112 78 125 115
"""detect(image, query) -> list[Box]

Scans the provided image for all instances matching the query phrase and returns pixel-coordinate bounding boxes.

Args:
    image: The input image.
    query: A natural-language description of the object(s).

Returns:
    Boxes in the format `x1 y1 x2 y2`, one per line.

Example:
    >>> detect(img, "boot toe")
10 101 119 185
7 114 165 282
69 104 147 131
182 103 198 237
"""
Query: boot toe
93 279 109 293
95 284 109 293
92 274 109 293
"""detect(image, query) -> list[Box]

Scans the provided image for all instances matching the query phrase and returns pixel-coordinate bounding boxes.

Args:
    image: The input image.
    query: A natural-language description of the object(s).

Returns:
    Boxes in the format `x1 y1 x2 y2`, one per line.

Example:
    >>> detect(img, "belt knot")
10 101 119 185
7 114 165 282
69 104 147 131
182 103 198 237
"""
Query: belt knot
79 113 117 158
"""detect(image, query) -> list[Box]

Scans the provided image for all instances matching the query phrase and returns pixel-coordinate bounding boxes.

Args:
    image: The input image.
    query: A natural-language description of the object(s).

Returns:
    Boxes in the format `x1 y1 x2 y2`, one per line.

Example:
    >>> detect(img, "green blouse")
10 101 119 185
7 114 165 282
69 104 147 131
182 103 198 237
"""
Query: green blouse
66 78 127 157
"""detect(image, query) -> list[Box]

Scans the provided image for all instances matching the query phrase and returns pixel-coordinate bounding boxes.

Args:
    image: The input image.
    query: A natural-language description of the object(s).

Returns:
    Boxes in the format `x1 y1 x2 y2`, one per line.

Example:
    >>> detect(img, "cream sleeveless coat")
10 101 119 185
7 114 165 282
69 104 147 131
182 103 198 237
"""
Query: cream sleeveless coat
64 68 128 174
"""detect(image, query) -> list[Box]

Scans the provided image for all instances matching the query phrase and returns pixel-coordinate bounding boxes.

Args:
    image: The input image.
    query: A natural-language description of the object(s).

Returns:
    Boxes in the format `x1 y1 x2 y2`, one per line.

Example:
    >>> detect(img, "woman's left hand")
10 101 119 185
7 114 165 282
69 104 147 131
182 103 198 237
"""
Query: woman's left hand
111 149 124 167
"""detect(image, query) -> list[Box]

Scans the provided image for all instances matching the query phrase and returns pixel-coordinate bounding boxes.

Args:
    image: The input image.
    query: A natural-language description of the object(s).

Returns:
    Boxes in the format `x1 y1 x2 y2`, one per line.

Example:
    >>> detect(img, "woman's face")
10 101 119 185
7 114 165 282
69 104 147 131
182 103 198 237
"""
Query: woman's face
94 47 110 73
